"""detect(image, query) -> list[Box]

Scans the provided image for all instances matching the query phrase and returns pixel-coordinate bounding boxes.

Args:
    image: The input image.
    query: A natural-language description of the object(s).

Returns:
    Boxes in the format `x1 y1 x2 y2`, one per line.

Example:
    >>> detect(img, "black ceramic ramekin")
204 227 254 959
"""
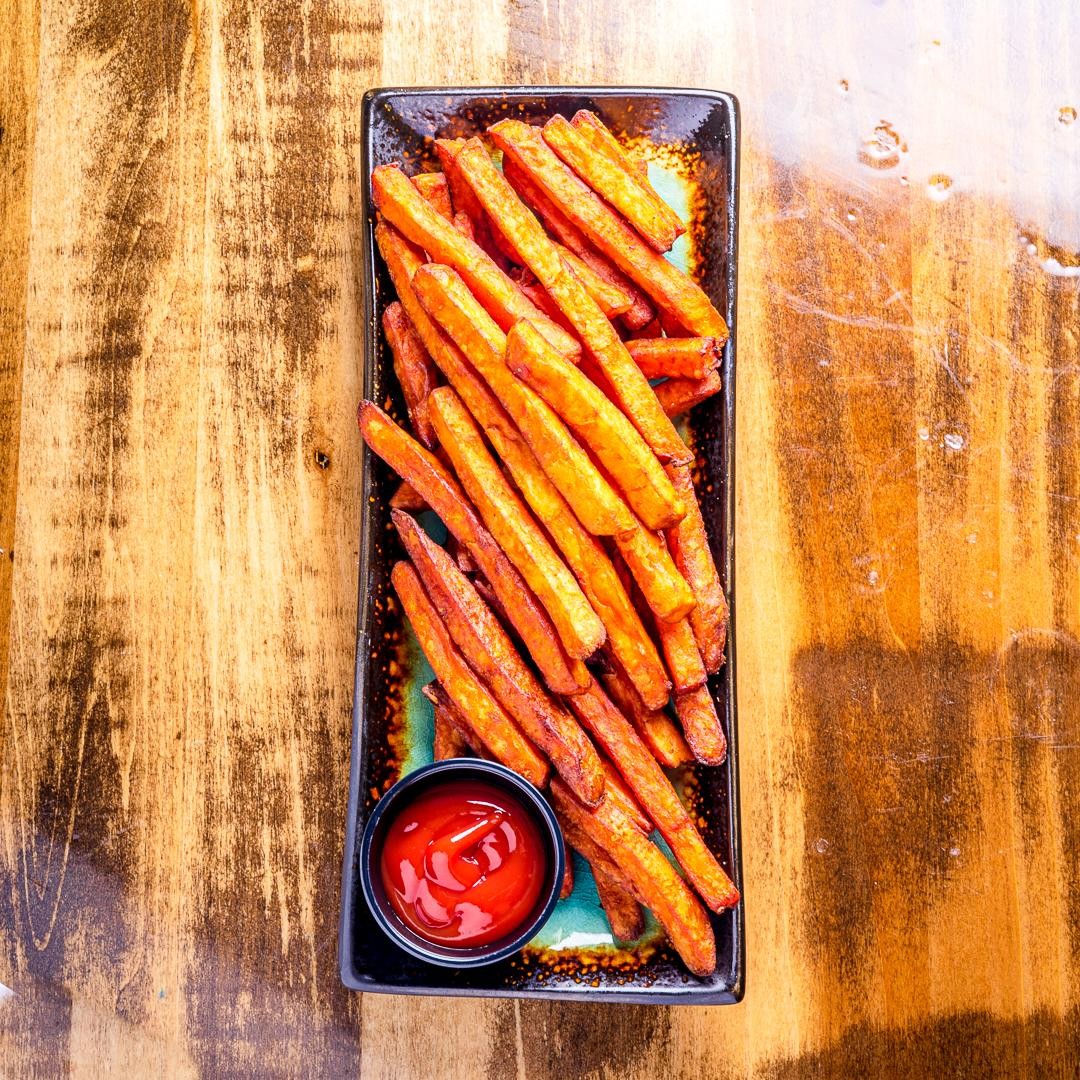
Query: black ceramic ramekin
359 759 565 967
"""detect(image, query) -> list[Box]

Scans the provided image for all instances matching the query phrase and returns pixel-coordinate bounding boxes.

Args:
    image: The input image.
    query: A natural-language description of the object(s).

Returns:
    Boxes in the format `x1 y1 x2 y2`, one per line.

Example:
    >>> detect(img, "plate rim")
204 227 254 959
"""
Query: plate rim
339 84 743 1005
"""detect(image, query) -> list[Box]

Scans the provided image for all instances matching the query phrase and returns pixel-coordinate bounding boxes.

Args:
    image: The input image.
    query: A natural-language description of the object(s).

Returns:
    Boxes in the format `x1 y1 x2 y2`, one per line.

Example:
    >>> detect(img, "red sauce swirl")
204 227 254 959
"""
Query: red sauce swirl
379 780 548 947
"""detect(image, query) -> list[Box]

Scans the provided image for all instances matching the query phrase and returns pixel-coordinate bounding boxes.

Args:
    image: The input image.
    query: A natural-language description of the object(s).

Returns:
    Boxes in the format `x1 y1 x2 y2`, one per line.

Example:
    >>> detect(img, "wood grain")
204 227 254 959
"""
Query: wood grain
0 0 39 766
3 0 1079 1076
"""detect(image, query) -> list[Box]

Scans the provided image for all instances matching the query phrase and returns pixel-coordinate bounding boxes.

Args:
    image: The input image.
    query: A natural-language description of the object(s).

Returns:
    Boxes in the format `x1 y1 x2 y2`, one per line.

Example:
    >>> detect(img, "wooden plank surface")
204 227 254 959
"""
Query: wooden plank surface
2 1 1078 1076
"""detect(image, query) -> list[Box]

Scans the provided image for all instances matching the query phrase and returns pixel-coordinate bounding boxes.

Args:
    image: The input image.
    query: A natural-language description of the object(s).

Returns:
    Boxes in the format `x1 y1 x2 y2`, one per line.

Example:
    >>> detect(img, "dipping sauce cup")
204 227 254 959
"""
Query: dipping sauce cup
359 760 564 967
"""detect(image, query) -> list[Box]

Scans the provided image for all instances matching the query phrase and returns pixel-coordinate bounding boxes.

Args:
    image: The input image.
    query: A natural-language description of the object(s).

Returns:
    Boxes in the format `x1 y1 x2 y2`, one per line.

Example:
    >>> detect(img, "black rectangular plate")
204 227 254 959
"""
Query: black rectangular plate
340 86 742 1004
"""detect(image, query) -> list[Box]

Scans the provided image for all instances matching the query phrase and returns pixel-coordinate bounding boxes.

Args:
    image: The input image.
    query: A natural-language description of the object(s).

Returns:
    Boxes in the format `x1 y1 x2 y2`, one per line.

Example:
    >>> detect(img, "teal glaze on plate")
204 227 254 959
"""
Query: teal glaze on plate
395 511 445 775
528 852 663 952
648 161 694 274
397 624 435 775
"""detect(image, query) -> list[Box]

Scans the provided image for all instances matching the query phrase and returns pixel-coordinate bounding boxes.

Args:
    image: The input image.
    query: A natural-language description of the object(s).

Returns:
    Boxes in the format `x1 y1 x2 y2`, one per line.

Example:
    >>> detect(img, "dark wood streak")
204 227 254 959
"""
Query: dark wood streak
999 631 1080 956
176 0 373 1074
761 1007 1080 1079
793 643 983 976
0 0 39 832
6 0 192 973
487 1000 672 1080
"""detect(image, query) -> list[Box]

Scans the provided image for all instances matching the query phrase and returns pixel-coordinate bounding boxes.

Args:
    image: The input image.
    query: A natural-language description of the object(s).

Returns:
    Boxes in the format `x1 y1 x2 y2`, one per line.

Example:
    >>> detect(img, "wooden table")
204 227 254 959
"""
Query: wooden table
2 1 1078 1075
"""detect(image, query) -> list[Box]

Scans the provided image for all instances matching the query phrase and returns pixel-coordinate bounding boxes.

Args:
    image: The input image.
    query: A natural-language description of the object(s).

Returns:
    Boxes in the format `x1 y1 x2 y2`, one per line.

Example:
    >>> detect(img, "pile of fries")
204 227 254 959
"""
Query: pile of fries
359 110 735 977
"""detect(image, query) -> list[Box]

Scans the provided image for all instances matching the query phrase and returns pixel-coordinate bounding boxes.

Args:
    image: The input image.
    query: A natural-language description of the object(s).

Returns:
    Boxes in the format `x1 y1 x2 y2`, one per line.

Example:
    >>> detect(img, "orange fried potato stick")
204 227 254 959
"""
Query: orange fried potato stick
398 511 605 805
392 562 548 787
372 163 580 359
359 400 584 695
551 777 718 975
382 301 438 447
543 115 683 253
489 120 727 339
665 463 729 673
453 137 688 463
567 681 739 913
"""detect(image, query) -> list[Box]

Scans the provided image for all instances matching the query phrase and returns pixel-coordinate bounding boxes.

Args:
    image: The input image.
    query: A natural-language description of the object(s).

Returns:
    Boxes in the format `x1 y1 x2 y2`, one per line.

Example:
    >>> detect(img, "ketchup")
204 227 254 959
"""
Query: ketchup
379 780 547 947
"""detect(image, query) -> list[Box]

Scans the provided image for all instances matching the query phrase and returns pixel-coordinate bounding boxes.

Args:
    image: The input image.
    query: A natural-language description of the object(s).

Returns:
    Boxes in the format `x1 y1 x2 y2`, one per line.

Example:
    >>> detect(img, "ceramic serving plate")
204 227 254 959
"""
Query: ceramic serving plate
339 86 742 1004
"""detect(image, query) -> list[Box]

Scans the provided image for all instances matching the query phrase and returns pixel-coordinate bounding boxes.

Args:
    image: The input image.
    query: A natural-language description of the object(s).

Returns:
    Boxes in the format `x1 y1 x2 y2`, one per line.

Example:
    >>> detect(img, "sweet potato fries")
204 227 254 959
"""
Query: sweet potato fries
359 109 736 978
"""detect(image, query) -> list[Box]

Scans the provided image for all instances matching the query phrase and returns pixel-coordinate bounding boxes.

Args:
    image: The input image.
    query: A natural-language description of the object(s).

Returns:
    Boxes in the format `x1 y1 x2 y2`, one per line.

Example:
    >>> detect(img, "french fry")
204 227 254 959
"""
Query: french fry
665 463 728 672
626 316 663 339
560 840 574 899
359 400 582 695
575 351 617 406
427 385 606 660
556 243 633 317
423 682 490 758
571 110 651 186
655 369 723 418
514 271 574 331
375 220 498 422
601 757 653 834
659 308 692 339
455 138 688 463
411 172 453 220
567 682 738 913
626 337 723 380
674 684 727 766
436 138 517 270
614 292 655 333
445 533 478 576
613 516 696 624
611 548 701 694
427 684 471 759
555 808 622 881
550 777 717 975
433 707 469 759
543 115 683 253
501 154 589 246
556 812 645 941
505 319 686 528
489 120 728 340
593 864 645 941
395 510 605 805
372 163 580 359
471 576 592 692
503 157 656 331
601 668 692 768
654 608 708 692
382 302 438 448
436 138 510 264
452 210 476 242
398 259 533 442
392 562 549 786
412 264 636 538
389 480 427 512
